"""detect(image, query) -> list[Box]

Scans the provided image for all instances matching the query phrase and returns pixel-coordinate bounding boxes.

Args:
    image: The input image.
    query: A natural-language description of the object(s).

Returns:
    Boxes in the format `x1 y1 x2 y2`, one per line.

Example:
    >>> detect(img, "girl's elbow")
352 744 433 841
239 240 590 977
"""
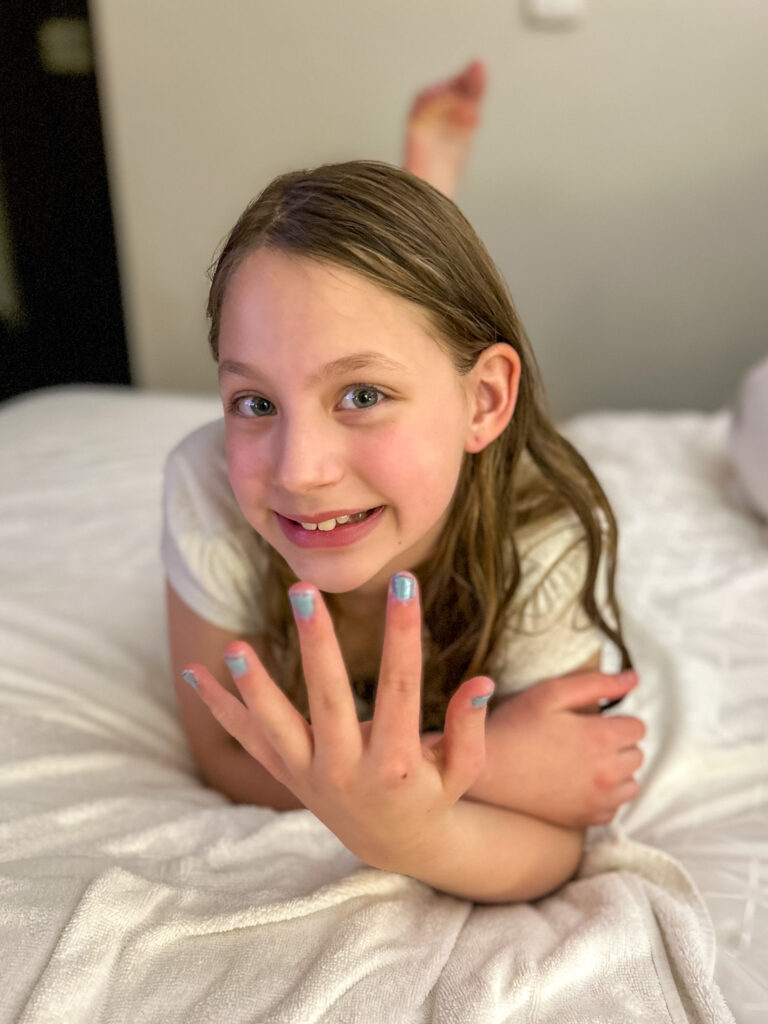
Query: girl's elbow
523 826 586 903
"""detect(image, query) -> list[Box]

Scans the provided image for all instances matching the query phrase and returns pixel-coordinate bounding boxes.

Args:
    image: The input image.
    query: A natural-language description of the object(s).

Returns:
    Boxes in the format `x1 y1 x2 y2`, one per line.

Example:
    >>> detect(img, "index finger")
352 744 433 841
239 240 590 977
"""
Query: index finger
368 572 423 763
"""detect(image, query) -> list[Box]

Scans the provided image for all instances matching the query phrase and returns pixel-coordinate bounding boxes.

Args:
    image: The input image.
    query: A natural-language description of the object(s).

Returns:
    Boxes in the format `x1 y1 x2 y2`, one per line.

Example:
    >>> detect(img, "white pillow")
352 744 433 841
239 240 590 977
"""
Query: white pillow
728 354 768 521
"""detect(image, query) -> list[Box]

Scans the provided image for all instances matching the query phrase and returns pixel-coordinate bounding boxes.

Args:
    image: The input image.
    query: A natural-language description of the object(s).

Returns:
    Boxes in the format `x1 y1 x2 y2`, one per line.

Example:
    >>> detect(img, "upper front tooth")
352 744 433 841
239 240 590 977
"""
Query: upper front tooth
298 515 352 531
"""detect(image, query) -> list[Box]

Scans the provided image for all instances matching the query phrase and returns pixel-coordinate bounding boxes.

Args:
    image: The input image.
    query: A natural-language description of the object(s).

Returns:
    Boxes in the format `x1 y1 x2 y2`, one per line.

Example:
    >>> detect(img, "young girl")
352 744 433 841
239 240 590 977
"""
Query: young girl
162 67 645 904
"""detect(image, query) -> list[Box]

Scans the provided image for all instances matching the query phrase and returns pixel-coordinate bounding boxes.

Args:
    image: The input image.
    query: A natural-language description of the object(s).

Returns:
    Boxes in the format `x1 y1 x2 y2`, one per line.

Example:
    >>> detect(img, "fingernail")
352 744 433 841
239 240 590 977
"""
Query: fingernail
472 694 491 708
289 588 315 620
182 669 198 691
391 573 415 602
224 654 248 677
619 670 639 684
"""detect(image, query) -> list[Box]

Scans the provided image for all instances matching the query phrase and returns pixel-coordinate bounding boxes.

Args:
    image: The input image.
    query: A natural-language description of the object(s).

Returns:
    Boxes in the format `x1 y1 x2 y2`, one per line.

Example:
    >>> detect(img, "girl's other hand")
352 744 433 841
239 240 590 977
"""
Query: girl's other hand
182 573 495 874
462 671 646 828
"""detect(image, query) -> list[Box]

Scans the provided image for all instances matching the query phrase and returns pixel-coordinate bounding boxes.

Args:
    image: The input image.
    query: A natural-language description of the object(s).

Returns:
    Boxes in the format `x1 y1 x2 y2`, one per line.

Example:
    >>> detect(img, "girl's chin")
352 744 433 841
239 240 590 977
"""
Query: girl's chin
282 560 391 596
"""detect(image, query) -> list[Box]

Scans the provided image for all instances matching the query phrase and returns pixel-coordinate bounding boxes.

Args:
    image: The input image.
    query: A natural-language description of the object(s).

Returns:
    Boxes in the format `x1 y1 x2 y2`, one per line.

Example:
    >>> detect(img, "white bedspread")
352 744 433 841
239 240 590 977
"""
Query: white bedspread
1 385 765 1023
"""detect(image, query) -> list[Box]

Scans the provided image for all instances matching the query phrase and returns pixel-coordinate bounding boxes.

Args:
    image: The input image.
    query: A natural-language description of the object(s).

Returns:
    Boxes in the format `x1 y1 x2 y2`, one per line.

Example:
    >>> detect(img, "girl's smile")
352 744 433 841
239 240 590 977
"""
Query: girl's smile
275 504 387 548
217 248 478 601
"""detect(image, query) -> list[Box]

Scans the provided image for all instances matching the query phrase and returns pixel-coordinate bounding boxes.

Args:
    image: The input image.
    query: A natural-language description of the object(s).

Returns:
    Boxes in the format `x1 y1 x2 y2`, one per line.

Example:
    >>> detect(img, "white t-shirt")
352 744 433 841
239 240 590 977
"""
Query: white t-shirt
161 419 611 706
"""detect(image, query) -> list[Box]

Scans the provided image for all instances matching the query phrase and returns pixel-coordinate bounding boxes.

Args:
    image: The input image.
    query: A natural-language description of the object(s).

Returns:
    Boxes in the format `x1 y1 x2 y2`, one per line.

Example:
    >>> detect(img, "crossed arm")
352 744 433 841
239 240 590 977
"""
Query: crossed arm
184 578 644 903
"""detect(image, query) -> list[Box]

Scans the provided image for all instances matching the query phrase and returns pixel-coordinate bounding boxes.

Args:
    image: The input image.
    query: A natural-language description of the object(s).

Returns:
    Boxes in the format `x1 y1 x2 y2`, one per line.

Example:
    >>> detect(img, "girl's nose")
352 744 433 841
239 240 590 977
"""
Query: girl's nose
271 420 344 494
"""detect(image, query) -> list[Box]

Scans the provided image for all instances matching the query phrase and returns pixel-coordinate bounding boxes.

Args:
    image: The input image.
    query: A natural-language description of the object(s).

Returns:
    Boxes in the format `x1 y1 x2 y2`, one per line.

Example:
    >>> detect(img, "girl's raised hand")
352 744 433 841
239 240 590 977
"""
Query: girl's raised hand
183 572 495 874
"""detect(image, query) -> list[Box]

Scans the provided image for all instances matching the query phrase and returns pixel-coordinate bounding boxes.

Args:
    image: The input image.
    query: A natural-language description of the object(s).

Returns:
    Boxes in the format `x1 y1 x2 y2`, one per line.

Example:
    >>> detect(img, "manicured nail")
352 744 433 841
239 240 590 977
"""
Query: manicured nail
472 694 491 708
224 654 248 677
391 573 415 602
289 589 315 621
182 669 198 691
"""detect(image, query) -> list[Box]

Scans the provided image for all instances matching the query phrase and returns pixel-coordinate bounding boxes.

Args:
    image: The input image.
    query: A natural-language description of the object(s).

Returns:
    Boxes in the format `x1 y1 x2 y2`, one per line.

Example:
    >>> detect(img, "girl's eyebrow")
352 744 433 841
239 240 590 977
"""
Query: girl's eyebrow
218 352 407 387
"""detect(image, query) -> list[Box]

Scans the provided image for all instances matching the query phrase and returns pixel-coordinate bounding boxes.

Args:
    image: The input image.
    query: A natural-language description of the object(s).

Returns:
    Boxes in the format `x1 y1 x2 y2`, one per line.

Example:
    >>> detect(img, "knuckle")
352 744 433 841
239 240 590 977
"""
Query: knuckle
593 767 614 790
264 757 291 788
385 670 413 699
544 676 567 703
317 757 352 790
315 692 346 718
595 727 616 754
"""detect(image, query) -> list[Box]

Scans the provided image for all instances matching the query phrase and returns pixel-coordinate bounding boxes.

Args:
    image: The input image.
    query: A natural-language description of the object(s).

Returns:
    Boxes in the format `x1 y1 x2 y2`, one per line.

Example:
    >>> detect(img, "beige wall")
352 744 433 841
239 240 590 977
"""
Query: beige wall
90 0 768 418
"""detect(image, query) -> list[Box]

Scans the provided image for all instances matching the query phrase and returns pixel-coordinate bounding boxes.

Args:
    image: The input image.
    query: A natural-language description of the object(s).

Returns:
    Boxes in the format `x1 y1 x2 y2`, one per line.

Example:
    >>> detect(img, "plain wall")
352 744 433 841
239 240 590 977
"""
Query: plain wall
90 0 768 419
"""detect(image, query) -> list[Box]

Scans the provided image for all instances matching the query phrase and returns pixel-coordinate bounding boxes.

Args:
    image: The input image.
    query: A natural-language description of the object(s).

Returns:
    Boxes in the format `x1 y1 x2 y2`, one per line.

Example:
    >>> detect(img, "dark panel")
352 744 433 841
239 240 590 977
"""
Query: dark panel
0 0 131 402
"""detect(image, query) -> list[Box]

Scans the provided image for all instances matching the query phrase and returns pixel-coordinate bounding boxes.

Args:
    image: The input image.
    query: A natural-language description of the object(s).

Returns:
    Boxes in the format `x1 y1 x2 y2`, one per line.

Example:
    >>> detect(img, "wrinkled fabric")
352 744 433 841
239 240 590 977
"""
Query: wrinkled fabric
1 385 763 1023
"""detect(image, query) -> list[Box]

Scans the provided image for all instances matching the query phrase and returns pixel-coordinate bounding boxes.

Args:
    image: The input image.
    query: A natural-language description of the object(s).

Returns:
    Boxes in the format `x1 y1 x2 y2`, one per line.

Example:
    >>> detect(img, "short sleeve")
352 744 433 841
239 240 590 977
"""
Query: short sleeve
160 419 267 635
487 511 612 696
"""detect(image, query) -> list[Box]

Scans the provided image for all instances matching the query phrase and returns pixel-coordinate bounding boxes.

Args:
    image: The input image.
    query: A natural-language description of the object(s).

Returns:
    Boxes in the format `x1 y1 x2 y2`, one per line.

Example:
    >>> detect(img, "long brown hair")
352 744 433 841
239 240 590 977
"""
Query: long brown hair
206 160 633 730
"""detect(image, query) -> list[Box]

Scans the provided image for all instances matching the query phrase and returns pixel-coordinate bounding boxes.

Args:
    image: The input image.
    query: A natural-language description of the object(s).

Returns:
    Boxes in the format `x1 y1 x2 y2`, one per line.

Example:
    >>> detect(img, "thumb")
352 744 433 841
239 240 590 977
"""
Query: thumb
549 670 639 712
440 677 495 802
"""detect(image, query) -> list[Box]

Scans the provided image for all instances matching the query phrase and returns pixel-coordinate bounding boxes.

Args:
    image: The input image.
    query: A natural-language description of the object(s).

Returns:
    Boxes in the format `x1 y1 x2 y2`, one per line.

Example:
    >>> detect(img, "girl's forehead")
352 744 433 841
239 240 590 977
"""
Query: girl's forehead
225 249 431 328
220 248 450 366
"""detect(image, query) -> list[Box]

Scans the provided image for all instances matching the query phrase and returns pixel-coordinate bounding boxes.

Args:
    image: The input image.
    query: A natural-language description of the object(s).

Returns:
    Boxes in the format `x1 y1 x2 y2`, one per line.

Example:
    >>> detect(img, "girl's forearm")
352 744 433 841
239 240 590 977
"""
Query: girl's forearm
204 743 584 903
391 801 585 904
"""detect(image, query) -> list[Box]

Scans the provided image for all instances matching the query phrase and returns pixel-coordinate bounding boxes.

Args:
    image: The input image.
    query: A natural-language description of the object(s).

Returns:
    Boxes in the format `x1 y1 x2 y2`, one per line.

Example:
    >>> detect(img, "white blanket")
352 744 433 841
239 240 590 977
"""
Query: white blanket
2 385 764 1023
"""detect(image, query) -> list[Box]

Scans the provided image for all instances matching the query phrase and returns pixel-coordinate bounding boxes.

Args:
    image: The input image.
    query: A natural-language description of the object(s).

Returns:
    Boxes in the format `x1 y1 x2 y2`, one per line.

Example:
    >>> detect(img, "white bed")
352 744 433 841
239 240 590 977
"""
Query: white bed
0 384 765 1023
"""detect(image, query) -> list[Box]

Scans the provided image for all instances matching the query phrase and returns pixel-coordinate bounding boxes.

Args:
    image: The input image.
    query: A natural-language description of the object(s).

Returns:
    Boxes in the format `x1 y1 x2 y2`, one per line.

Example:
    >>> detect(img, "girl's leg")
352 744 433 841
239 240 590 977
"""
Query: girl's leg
402 59 487 199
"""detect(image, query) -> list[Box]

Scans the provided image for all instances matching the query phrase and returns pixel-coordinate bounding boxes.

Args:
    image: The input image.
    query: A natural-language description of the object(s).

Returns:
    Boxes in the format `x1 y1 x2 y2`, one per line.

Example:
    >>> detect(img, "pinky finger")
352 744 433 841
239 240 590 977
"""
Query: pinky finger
613 777 642 807
440 677 495 803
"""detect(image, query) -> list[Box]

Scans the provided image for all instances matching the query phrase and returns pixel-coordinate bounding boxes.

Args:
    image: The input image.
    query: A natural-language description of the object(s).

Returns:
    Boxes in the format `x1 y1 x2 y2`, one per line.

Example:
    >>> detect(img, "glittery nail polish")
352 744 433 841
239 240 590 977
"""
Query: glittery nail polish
391 573 415 602
224 654 248 677
289 590 315 620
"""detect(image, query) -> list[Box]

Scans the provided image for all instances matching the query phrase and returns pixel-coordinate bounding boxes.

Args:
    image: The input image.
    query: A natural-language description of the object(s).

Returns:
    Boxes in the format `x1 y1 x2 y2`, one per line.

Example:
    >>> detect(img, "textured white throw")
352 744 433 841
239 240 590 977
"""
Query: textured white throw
1 386 764 1023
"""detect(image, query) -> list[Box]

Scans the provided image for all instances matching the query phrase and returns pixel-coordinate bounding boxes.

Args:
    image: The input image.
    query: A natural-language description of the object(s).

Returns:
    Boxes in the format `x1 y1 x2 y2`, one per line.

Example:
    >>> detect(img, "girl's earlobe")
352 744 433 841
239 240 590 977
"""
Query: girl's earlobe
465 433 487 454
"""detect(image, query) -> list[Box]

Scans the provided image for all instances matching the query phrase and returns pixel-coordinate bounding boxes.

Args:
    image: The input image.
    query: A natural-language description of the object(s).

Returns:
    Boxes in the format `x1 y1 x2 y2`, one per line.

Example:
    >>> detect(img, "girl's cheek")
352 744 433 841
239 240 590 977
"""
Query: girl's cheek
226 446 270 509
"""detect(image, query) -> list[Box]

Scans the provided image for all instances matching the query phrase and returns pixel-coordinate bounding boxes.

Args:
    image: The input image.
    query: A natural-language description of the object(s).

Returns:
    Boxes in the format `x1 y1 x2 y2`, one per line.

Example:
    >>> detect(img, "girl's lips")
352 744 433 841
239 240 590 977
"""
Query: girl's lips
275 506 386 549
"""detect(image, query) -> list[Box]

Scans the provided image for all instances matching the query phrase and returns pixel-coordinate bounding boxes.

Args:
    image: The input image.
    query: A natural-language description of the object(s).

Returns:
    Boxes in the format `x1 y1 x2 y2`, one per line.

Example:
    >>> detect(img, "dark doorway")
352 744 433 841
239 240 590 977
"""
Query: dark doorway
0 1 131 403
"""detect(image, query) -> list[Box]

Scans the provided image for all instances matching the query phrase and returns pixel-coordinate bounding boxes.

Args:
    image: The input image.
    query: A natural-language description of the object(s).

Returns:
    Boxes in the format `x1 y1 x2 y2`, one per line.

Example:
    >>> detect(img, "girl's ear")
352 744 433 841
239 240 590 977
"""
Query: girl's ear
463 343 521 454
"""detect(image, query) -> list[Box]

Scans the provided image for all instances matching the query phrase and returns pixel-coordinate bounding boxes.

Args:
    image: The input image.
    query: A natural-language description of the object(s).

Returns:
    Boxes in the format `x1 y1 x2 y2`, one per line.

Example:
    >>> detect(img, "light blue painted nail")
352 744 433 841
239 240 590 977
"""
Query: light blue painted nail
182 669 198 691
289 590 315 620
472 694 491 708
224 654 248 677
391 573 415 602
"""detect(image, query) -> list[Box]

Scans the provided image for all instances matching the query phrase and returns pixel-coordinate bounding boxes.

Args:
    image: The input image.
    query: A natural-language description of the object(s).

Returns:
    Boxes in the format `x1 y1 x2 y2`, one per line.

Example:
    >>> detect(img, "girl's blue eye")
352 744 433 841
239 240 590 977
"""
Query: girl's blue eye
232 396 274 418
339 386 385 411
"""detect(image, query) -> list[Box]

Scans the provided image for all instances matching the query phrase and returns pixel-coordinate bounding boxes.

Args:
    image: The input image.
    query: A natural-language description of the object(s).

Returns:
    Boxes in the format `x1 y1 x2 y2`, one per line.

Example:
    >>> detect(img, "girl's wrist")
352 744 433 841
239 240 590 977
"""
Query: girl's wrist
368 803 462 880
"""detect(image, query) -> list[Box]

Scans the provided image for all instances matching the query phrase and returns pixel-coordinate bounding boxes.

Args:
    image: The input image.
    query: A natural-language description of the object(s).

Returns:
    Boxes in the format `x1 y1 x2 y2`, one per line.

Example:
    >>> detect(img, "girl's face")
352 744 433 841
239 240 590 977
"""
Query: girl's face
218 248 478 601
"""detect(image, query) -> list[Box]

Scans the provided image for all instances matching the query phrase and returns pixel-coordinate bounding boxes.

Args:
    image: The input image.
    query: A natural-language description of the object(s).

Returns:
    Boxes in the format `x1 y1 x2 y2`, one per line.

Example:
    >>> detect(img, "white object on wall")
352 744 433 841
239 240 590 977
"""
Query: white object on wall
521 0 586 29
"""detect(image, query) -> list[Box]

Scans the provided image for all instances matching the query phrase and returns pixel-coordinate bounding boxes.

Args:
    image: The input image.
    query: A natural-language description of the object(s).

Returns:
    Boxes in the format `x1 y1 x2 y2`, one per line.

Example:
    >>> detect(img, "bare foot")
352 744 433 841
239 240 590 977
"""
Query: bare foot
403 60 487 199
